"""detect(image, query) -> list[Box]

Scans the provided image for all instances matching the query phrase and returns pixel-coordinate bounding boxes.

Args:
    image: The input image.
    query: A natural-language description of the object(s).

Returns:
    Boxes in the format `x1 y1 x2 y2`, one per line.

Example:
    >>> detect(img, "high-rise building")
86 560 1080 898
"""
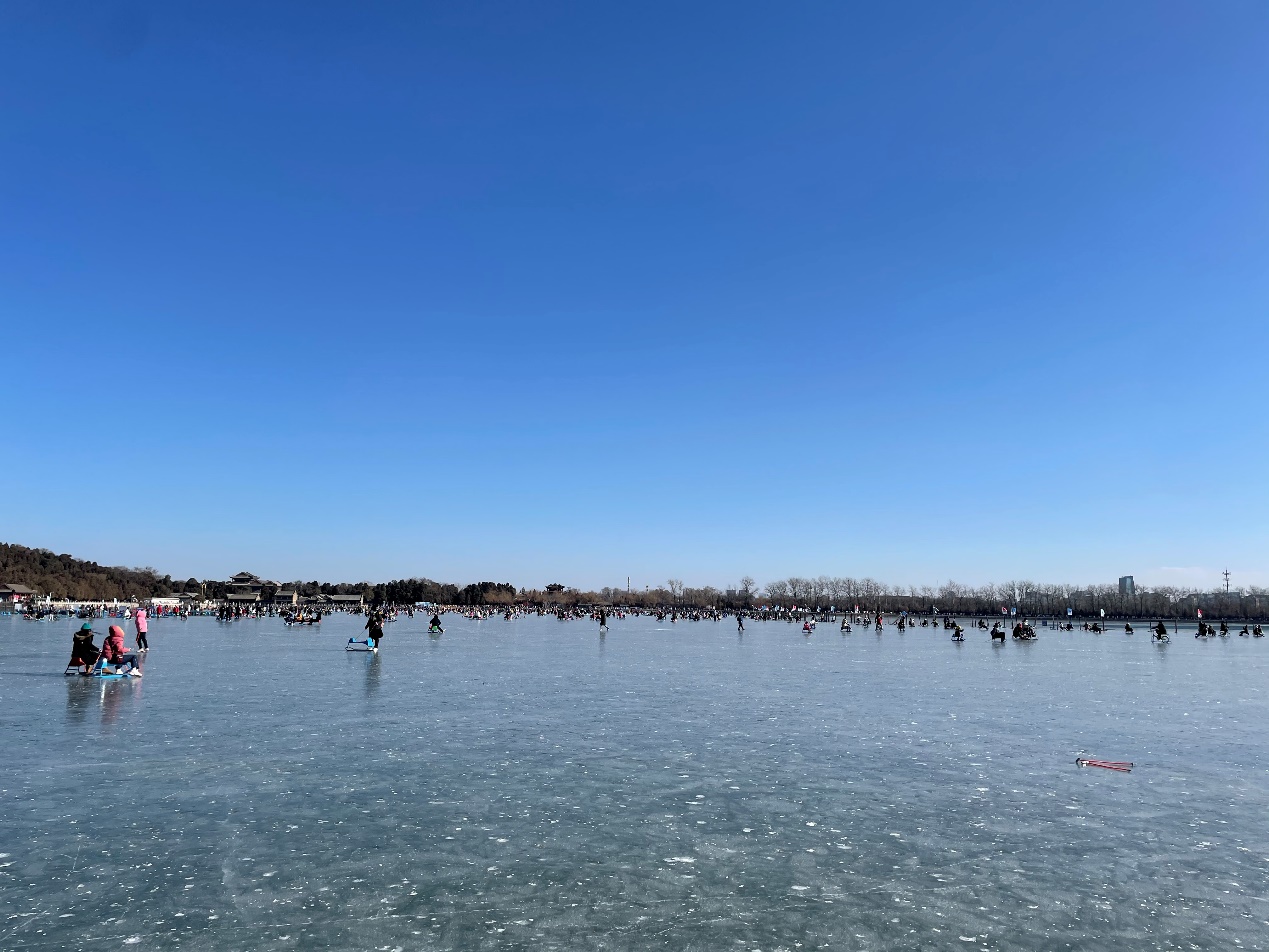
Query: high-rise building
1119 575 1135 597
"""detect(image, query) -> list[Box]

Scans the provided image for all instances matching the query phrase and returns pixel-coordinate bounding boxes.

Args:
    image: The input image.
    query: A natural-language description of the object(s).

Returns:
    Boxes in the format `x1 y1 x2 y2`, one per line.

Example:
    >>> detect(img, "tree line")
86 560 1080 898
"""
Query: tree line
467 576 1267 619
744 576 1268 620
5 541 1264 618
189 577 512 607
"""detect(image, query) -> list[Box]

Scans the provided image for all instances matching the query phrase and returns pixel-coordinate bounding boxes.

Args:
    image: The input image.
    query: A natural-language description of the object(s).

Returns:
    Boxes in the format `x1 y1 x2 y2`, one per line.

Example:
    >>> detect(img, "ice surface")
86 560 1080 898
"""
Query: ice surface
1 614 1267 950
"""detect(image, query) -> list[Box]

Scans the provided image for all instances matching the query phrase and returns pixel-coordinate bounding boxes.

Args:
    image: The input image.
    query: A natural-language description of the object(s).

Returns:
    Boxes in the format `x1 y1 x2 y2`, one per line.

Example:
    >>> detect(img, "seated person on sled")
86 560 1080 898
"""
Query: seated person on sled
68 623 101 674
101 625 143 677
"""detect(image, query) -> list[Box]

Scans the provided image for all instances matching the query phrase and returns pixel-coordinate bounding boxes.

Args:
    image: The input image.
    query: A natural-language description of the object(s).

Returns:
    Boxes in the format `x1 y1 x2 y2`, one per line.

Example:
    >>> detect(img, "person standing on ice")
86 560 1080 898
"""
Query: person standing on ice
134 606 149 652
365 612 384 650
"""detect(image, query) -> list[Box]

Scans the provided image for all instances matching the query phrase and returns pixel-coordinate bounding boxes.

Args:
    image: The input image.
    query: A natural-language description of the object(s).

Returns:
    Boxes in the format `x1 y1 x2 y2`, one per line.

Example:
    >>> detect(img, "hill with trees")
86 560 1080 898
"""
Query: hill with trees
0 544 517 607
0 543 175 601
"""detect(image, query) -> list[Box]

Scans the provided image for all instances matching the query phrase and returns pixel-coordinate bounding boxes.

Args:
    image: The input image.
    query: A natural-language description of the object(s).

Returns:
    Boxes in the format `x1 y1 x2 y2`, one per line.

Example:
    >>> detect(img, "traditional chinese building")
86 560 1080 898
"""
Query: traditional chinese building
0 583 35 603
226 571 269 597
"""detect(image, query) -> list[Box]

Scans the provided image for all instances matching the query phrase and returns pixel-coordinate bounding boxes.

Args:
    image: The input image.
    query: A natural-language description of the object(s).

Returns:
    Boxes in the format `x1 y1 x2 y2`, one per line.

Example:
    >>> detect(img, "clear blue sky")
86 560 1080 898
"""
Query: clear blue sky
2 1 1266 591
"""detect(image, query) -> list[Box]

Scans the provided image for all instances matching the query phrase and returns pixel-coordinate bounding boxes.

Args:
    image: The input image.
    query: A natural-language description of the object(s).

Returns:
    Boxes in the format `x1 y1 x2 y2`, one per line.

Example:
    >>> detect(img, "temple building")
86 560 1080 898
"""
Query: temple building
226 571 269 597
223 571 295 605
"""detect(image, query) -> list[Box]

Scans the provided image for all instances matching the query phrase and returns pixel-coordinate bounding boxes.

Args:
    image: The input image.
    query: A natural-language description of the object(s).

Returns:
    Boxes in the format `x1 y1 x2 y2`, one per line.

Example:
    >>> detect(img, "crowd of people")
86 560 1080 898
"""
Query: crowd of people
60 600 1267 678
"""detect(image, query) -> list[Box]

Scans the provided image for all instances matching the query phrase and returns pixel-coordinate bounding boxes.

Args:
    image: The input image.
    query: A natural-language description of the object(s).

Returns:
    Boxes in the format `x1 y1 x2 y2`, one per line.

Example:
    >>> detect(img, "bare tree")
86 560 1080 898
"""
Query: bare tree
666 579 684 602
939 580 963 612
826 577 847 604
690 585 721 607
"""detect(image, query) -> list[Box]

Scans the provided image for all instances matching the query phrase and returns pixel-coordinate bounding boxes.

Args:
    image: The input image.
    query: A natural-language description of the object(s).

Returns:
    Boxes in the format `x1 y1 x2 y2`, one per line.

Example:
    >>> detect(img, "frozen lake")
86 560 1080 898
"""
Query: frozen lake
2 611 1267 951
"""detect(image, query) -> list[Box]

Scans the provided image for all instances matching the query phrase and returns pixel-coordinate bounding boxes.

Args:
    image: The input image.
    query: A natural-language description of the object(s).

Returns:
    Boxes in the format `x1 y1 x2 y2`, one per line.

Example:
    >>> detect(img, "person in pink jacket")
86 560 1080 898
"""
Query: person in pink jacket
103 625 142 676
134 607 149 651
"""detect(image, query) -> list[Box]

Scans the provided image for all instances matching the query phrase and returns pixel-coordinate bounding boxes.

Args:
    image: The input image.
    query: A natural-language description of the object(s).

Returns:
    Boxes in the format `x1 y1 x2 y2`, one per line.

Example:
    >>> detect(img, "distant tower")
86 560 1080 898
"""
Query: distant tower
1223 568 1231 594
1118 575 1135 597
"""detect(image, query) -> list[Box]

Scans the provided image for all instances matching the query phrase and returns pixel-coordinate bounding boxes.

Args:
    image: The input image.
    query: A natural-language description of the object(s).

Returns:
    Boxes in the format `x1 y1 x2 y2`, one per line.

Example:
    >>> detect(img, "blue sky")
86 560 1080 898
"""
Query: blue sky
2 1 1266 591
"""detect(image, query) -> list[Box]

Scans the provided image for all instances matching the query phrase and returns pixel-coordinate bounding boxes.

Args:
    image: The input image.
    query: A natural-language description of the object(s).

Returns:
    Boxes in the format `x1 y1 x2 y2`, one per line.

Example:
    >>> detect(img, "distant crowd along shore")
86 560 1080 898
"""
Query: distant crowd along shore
22 598 1266 637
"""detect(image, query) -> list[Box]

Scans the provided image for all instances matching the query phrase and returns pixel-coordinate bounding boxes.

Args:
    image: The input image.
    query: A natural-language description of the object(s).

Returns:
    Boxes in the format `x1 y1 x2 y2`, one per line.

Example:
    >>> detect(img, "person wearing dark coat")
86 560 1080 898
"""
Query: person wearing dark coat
365 613 384 649
70 623 101 673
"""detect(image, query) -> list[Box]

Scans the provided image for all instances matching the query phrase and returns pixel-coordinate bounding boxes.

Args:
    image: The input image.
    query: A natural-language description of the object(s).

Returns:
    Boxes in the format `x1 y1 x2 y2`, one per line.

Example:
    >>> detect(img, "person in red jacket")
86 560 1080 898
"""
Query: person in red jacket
103 625 142 677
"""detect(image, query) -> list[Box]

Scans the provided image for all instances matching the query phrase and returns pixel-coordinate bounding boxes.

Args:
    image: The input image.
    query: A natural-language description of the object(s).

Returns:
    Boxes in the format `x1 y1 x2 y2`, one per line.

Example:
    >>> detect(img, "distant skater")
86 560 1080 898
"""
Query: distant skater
134 606 149 651
598 610 608 633
736 614 744 633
